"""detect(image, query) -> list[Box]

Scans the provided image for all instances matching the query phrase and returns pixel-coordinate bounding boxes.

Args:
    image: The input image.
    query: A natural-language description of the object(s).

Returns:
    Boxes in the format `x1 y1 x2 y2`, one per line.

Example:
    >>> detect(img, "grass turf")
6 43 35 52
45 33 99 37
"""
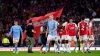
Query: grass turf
0 51 100 56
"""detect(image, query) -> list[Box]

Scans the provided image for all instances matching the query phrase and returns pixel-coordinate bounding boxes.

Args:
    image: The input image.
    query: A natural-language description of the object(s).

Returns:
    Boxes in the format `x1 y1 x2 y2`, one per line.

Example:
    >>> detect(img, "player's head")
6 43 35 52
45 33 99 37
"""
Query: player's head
90 16 94 22
81 16 85 21
69 18 73 23
14 20 18 25
49 15 54 21
29 20 32 25
56 18 59 21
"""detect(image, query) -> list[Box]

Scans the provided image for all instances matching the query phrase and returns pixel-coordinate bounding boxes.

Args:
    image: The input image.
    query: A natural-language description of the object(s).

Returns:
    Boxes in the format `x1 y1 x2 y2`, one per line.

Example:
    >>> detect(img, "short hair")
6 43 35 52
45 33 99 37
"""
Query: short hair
14 20 18 22
81 16 85 20
29 20 32 23
56 18 59 21
90 16 94 21
69 17 73 21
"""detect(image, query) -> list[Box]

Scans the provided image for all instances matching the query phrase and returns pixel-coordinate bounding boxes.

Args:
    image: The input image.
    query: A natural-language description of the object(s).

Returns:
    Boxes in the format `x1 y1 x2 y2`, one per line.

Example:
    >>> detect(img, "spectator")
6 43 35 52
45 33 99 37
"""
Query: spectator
2 36 10 47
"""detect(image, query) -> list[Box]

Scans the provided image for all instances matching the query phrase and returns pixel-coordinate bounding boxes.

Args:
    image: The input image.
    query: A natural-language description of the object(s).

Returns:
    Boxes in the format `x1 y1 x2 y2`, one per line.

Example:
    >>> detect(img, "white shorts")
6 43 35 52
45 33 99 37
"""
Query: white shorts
13 37 20 43
61 35 69 40
88 35 94 40
47 35 60 41
80 35 88 41
68 36 77 42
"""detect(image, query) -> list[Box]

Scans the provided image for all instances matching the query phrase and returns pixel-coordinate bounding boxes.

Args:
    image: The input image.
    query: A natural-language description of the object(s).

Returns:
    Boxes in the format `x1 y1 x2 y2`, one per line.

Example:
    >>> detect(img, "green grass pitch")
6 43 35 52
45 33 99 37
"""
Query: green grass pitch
0 51 100 56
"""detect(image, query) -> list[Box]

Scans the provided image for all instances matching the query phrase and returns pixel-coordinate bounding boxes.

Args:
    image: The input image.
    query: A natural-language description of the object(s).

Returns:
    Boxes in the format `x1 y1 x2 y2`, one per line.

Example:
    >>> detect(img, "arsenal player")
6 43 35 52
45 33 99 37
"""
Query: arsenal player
78 17 88 53
87 17 95 53
67 18 78 53
61 21 69 53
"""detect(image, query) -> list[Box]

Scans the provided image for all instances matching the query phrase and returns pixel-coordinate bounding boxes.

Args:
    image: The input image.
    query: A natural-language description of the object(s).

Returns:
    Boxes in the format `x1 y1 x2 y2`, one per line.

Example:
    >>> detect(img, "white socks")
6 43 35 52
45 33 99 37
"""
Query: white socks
54 44 57 52
68 42 71 53
62 44 66 52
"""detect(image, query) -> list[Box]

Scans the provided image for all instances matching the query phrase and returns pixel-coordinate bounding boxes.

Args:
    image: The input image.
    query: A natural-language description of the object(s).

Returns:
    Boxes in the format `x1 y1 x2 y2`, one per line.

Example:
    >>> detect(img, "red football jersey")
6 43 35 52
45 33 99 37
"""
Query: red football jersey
78 21 88 36
65 23 68 35
58 28 66 38
67 23 77 36
88 22 94 35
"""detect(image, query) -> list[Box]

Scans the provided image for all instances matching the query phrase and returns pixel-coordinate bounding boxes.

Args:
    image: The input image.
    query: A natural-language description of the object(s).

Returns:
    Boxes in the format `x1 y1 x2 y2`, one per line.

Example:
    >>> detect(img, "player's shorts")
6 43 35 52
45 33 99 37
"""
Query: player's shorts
47 35 60 41
79 35 88 41
13 37 20 43
40 34 47 46
61 35 69 40
88 35 94 40
61 35 69 43
50 36 60 45
68 36 77 42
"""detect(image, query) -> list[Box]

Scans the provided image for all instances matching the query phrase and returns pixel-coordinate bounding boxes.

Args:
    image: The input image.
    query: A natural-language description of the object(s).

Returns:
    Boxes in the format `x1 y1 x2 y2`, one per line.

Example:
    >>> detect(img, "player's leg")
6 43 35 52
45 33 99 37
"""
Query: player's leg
54 40 57 53
67 36 72 53
27 37 34 53
87 35 95 53
54 37 57 53
40 45 44 53
86 36 90 53
13 38 16 53
61 35 66 52
62 41 66 52
54 36 60 53
82 39 86 52
89 35 95 48
40 34 47 53
64 35 69 53
65 40 69 53
57 36 60 53
73 36 78 53
45 35 51 52
28 37 31 53
81 35 88 53
14 42 19 54
13 37 19 54
79 36 84 53
48 43 51 52
30 38 34 52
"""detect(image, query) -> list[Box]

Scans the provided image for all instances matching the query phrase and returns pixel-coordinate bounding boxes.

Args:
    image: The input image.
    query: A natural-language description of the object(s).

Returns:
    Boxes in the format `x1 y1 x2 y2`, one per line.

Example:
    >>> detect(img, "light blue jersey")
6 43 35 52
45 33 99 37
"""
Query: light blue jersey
9 25 23 38
48 20 58 36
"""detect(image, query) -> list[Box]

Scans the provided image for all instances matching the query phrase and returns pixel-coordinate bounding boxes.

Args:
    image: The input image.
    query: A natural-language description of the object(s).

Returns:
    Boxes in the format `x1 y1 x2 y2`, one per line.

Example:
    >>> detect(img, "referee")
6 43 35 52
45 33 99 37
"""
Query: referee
25 20 36 53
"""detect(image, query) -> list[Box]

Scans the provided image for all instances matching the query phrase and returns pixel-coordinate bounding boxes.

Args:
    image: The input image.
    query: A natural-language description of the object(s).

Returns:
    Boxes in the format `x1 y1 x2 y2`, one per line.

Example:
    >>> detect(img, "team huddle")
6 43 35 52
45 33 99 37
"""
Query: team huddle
9 15 94 54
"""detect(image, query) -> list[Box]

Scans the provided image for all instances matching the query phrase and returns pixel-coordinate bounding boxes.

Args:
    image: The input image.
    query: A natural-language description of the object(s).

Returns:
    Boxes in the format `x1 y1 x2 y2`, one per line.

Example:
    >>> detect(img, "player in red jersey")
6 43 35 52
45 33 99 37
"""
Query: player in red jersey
61 21 69 53
78 17 88 53
67 18 78 53
87 17 95 53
